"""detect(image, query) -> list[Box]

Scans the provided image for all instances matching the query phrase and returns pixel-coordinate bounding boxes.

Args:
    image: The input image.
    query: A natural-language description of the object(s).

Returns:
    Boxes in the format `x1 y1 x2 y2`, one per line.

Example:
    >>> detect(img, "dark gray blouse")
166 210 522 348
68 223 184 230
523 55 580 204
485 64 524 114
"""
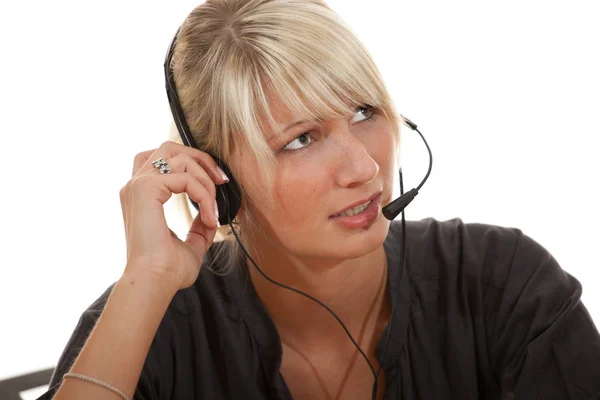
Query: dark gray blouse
39 218 600 399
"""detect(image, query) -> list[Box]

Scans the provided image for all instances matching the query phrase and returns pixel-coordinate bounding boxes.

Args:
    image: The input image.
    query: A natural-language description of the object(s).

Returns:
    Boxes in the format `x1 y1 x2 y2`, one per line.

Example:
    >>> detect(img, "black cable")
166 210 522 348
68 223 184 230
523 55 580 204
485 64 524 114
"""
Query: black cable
371 167 407 399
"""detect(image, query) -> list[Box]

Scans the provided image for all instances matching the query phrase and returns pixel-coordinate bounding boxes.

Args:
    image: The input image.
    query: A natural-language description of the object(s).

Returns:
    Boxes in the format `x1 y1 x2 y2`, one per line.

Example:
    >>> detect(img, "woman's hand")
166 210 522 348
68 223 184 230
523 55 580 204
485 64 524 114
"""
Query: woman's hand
119 141 228 291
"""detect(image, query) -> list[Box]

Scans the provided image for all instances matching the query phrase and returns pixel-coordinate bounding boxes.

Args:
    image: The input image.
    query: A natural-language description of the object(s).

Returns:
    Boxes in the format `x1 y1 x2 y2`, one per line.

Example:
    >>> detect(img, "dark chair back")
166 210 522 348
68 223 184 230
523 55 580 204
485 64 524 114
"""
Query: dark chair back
0 368 54 400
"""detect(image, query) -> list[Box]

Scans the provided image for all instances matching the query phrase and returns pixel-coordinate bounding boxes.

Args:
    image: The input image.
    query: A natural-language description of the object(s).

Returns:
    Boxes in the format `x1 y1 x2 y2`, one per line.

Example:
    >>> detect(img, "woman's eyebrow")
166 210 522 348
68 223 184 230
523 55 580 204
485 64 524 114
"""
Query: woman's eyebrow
266 119 313 143
282 119 310 133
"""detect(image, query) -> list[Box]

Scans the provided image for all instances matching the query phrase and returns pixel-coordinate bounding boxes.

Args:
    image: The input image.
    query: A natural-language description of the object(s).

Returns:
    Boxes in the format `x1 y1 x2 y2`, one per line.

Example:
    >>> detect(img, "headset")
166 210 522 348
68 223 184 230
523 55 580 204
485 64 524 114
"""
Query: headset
164 27 433 400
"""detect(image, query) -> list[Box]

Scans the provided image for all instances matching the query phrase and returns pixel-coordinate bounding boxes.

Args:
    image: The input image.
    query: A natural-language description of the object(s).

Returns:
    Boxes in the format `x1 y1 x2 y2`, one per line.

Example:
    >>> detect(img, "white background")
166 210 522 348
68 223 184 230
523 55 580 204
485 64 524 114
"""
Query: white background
1 0 599 397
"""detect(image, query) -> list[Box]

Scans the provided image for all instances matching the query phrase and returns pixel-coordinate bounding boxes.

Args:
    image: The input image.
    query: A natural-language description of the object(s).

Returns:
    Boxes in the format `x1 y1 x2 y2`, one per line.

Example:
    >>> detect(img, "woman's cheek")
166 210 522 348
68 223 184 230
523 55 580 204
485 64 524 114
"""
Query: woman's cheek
273 163 324 223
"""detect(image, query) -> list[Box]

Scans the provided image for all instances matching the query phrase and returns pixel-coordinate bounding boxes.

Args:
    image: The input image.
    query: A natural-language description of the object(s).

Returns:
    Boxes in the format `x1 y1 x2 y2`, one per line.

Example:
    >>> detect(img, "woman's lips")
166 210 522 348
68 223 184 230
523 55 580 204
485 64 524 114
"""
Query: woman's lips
329 193 382 229
330 191 382 217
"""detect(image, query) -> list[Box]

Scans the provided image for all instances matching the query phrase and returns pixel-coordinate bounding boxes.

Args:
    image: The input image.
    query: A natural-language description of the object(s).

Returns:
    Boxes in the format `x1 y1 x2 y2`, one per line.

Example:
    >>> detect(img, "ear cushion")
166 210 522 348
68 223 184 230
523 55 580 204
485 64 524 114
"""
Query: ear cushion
189 157 241 226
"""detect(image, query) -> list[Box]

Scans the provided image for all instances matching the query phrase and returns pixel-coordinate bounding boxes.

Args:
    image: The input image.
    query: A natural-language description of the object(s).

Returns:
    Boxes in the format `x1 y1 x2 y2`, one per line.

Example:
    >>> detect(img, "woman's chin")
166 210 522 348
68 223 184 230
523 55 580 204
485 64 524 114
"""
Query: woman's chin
330 217 390 259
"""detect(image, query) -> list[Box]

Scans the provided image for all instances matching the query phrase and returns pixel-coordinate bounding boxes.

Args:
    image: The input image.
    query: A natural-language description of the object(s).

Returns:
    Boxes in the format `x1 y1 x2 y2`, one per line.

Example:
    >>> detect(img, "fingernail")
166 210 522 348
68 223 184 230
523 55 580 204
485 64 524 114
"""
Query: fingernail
216 166 229 182
214 199 220 225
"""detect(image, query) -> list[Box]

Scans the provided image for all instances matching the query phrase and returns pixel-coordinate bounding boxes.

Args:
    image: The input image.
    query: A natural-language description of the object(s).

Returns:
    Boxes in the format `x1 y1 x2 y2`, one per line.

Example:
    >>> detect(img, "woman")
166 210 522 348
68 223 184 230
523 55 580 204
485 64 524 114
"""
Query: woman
38 0 600 399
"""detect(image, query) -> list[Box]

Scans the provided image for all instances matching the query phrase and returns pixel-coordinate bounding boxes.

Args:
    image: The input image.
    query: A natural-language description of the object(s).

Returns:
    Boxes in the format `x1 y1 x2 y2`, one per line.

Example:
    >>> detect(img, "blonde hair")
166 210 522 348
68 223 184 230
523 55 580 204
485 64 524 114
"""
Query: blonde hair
169 0 401 274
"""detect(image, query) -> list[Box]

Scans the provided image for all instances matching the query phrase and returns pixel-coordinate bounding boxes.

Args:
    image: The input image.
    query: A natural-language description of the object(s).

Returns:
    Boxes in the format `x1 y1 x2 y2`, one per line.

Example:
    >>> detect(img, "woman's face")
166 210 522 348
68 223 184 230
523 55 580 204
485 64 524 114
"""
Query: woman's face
235 99 398 264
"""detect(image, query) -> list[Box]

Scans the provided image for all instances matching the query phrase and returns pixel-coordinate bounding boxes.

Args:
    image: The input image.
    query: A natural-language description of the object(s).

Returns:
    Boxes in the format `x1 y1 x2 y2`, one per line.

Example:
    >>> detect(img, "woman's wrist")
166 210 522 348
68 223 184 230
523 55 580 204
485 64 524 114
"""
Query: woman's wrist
119 266 181 300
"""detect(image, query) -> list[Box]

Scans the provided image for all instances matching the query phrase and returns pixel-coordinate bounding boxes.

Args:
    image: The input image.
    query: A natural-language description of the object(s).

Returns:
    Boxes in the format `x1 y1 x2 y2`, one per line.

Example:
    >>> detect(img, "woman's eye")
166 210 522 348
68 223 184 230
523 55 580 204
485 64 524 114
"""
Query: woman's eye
281 106 375 153
282 132 313 152
351 105 374 123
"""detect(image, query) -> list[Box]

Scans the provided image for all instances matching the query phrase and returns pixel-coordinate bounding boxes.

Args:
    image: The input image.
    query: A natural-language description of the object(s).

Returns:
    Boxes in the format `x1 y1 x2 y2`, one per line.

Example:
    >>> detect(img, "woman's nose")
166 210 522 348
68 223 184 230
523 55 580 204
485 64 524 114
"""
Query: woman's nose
332 131 379 188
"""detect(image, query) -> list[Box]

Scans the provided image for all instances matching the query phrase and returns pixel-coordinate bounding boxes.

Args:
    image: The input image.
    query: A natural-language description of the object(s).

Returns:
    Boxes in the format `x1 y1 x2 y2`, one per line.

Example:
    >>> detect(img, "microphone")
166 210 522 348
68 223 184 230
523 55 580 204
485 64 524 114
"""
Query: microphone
382 116 433 220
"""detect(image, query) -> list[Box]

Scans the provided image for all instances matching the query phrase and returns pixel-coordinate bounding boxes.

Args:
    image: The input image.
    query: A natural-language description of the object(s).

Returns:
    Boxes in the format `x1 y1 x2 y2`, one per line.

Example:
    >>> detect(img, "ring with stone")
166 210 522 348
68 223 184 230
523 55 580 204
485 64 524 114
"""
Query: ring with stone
151 158 171 174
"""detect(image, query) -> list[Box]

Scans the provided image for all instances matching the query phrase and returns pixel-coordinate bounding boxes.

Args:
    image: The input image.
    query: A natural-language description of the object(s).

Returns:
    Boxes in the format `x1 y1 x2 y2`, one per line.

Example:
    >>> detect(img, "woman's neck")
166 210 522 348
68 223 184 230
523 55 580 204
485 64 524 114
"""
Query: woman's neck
245 241 390 347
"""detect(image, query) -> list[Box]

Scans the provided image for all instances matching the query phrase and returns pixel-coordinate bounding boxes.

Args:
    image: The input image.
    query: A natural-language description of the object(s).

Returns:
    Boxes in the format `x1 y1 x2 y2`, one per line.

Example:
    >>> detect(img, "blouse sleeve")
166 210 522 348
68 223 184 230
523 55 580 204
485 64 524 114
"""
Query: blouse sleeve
489 231 600 399
36 285 161 400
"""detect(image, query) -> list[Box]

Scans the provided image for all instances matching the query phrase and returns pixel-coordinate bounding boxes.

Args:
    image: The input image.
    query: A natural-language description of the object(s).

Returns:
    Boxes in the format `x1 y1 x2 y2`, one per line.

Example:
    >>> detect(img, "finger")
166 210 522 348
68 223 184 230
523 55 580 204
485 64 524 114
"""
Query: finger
160 153 218 200
149 141 230 184
132 149 157 177
130 173 218 228
185 211 218 261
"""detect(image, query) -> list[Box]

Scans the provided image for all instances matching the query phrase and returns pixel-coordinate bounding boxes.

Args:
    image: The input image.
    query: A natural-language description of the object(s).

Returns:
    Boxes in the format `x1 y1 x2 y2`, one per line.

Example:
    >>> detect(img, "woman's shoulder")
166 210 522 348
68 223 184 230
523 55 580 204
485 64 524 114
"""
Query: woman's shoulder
387 222 598 397
392 216 524 252
389 216 558 289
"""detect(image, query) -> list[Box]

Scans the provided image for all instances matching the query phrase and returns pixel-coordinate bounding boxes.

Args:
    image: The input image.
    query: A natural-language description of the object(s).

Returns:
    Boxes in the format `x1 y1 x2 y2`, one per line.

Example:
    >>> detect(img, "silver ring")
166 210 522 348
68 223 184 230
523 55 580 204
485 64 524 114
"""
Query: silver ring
151 158 171 174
